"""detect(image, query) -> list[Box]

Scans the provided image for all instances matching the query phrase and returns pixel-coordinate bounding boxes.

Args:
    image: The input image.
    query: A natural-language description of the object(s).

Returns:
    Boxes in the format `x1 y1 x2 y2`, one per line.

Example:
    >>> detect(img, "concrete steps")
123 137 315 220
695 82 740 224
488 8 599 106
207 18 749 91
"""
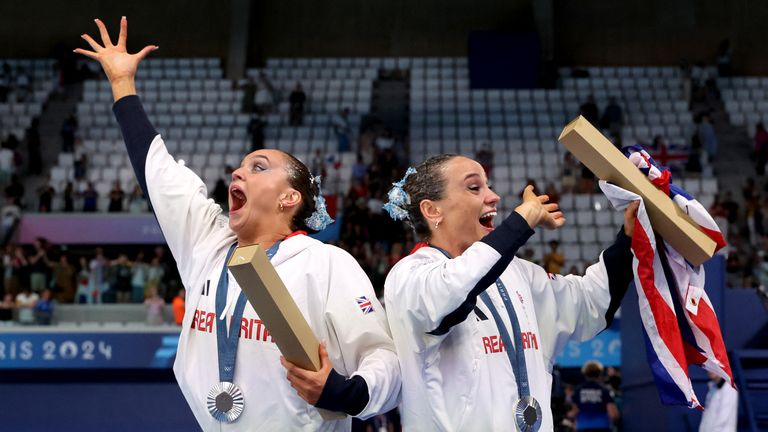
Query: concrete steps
22 83 81 210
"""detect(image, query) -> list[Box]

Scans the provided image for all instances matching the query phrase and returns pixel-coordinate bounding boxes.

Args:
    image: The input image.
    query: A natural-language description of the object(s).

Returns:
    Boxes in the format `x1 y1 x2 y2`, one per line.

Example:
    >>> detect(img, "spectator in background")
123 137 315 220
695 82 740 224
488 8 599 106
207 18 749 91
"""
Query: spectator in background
310 148 326 178
127 184 148 213
131 252 148 303
146 256 165 298
1 198 21 243
34 288 54 325
28 238 50 293
81 181 98 212
288 82 306 126
73 153 87 181
254 82 274 114
26 117 42 175
15 285 38 324
5 174 25 207
580 163 596 194
247 113 265 151
600 96 624 143
544 182 561 205
698 113 719 162
543 240 565 275
75 257 91 303
567 264 582 276
756 252 768 292
562 152 579 194
3 245 25 297
89 247 107 303
37 179 55 212
579 94 599 127
571 360 619 432
112 254 133 303
332 107 352 152
475 142 494 177
62 181 75 212
754 122 768 176
0 293 14 322
374 130 394 152
699 371 738 432
108 181 125 212
351 154 368 184
716 39 732 78
50 254 75 303
60 114 78 153
686 124 704 174
144 286 165 325
0 146 13 185
172 287 185 325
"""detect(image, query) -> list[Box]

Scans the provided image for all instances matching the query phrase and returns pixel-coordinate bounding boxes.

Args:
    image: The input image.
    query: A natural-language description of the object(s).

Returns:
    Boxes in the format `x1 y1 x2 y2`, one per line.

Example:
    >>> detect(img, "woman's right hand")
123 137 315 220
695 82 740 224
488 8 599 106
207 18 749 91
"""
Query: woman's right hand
74 17 158 101
515 185 565 230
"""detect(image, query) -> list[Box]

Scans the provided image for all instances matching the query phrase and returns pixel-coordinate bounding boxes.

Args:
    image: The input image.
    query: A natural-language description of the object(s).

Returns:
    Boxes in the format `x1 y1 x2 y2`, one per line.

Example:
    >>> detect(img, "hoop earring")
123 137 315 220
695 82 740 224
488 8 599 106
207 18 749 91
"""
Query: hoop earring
279 202 284 211
435 220 440 229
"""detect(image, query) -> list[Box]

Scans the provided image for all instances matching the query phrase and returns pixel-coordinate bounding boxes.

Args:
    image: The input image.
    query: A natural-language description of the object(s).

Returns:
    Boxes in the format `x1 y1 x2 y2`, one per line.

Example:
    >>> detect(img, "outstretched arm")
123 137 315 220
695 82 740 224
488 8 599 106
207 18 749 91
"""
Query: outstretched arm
74 17 158 102
75 19 229 291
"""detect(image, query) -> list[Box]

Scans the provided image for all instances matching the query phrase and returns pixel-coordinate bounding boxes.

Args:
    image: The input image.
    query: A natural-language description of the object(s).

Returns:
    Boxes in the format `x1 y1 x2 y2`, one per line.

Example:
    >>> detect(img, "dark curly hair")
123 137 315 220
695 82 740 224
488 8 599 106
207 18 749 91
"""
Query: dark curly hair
402 154 460 241
281 151 321 233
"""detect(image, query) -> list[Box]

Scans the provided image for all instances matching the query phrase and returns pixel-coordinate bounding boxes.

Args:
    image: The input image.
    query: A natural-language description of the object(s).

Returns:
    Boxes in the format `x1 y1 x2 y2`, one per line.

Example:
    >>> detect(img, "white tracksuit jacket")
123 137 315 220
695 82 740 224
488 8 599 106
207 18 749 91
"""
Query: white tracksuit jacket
384 213 633 431
113 95 401 431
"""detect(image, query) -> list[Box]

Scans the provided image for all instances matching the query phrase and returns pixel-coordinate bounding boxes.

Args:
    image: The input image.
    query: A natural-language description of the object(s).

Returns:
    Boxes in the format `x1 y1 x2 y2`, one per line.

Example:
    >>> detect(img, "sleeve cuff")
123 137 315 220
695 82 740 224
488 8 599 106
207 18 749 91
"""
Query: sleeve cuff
314 369 369 417
481 211 535 256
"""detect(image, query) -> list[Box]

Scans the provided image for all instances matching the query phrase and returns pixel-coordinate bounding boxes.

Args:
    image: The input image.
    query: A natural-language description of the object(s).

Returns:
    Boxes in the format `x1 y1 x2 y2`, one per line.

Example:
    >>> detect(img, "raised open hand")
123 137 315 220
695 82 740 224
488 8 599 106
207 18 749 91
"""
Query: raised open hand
515 185 566 230
74 17 158 100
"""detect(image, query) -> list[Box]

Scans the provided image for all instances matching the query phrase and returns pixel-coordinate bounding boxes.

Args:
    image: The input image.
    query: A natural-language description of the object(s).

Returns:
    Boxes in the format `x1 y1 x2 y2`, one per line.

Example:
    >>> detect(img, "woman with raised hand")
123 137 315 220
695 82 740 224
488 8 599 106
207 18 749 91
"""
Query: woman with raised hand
382 154 638 431
75 17 400 431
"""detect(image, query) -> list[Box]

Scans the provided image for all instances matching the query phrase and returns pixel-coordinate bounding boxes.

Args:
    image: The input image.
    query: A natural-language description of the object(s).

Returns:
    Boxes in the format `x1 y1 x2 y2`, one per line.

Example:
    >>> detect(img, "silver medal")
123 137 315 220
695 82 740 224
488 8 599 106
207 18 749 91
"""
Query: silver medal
207 381 244 422
514 396 542 432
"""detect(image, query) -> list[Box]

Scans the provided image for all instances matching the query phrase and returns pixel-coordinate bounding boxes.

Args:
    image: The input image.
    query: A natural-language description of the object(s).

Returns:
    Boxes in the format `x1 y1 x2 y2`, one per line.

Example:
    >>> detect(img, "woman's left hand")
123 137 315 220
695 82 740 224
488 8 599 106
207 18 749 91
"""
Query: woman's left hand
623 200 640 237
280 342 333 405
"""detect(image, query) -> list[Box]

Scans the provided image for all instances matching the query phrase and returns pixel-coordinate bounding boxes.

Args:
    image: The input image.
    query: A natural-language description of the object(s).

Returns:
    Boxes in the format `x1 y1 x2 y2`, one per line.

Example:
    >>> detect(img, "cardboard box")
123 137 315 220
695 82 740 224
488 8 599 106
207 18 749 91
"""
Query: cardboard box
558 116 717 266
227 244 345 420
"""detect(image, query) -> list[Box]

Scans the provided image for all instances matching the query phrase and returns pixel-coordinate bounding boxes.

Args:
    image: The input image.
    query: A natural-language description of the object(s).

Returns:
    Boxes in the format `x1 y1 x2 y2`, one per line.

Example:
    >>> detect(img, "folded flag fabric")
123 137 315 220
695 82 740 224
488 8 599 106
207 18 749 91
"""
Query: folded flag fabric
600 145 734 409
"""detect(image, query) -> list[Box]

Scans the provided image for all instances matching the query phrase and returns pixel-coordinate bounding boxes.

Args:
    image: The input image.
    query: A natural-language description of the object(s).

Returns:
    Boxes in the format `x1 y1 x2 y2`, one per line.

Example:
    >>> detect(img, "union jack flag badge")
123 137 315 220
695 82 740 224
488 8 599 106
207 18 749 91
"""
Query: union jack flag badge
356 296 374 314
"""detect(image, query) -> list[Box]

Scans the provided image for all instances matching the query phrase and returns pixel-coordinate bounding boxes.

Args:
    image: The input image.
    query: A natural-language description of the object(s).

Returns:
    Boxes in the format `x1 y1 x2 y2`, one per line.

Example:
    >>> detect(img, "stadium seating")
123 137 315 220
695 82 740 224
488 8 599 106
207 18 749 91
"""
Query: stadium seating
0 58 57 142
52 57 718 271
719 76 768 134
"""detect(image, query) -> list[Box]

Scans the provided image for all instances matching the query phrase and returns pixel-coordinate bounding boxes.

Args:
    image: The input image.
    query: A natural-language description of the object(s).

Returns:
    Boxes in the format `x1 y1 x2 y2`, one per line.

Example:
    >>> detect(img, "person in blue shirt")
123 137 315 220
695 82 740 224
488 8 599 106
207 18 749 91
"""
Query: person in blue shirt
571 360 619 432
34 288 54 325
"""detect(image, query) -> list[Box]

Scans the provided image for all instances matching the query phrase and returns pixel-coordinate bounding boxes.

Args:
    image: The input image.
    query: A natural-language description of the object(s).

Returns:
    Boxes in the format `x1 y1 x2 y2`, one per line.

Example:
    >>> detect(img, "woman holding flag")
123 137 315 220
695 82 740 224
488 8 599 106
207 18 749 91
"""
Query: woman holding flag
382 154 637 431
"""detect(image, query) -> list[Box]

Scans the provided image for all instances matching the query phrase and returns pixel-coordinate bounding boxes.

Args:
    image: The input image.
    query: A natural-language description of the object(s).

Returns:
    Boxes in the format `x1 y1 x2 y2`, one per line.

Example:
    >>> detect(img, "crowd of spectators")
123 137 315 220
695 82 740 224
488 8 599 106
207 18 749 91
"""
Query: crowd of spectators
0 237 185 326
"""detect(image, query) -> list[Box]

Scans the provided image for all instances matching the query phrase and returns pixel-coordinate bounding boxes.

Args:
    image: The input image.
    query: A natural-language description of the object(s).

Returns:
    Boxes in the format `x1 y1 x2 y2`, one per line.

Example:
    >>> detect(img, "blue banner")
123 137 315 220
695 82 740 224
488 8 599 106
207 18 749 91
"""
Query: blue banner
554 322 621 368
0 331 179 369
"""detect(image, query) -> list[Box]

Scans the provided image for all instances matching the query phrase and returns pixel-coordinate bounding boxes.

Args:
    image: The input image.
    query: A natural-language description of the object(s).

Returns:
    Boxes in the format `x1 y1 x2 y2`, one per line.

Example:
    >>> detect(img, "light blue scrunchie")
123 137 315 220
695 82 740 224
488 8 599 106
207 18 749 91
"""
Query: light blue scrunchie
382 167 417 221
304 176 335 231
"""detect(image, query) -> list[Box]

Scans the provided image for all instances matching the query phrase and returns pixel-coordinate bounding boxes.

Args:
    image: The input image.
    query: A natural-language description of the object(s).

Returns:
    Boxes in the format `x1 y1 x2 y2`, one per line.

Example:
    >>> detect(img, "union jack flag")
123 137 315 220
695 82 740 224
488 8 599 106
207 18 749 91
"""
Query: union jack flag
355 296 374 314
601 146 733 409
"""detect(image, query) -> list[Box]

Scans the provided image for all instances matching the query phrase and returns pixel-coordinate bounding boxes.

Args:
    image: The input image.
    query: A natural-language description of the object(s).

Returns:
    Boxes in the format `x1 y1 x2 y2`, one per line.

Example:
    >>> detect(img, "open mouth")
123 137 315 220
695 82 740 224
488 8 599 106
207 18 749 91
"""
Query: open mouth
230 186 247 212
479 210 497 229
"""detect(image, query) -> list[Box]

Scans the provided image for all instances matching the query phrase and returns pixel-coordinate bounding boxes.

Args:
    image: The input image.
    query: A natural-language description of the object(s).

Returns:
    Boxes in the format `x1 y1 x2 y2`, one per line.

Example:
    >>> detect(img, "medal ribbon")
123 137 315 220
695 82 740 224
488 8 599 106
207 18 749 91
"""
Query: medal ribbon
431 246 531 398
215 241 282 383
